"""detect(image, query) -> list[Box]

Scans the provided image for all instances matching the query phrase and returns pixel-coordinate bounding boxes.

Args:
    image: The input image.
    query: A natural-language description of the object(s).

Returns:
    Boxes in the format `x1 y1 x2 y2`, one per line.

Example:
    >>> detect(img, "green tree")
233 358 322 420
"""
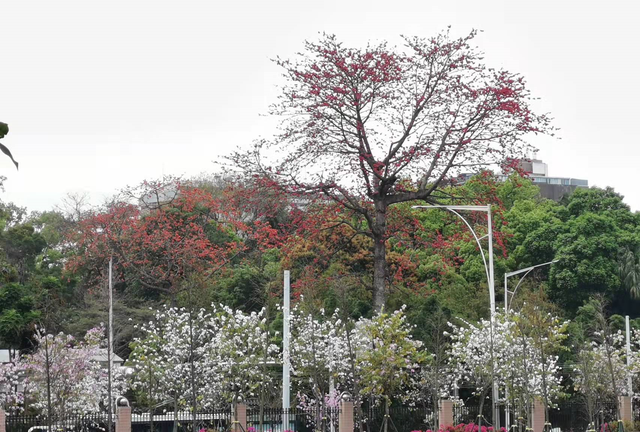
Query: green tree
618 246 640 299
548 188 640 314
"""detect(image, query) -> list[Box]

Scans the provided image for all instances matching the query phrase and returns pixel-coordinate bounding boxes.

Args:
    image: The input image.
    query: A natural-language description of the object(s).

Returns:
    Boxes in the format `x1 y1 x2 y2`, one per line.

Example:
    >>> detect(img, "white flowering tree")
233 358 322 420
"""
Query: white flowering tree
417 307 457 428
128 306 213 432
448 310 565 427
205 305 280 406
448 315 512 422
572 335 628 427
128 319 172 432
290 306 354 430
355 307 425 432
508 308 566 428
570 298 637 422
129 304 279 432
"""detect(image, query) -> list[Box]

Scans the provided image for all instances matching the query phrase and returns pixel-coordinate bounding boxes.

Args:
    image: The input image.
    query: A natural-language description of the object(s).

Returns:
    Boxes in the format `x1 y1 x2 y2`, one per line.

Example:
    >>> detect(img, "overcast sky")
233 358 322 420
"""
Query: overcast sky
1 0 638 212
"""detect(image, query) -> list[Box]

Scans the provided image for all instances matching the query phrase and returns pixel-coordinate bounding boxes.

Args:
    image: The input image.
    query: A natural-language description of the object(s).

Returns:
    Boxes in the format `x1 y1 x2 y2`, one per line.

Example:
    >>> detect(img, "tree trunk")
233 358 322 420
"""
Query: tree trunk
372 201 388 312
149 360 155 432
173 393 179 432
383 397 389 432
478 388 489 429
45 335 52 432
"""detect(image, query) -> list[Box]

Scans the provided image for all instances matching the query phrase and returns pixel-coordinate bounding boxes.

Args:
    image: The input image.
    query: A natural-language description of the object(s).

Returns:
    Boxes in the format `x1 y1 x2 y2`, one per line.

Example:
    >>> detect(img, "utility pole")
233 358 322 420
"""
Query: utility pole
282 271 291 429
108 258 114 432
626 316 632 396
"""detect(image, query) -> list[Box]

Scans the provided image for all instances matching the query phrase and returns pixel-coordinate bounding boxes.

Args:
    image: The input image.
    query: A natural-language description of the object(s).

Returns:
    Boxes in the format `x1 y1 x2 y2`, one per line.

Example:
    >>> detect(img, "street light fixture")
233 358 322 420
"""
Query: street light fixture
503 260 558 312
412 204 499 429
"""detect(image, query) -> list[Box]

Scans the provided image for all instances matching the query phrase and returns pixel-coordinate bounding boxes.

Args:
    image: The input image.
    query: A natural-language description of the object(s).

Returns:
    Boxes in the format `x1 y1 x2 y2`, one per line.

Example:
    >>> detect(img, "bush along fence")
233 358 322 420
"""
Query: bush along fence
0 397 634 432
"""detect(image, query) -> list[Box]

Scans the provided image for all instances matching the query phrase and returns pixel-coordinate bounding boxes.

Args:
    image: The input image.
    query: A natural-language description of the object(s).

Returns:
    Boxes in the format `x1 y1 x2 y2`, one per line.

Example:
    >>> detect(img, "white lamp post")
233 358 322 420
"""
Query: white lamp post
412 205 498 429
283 270 291 430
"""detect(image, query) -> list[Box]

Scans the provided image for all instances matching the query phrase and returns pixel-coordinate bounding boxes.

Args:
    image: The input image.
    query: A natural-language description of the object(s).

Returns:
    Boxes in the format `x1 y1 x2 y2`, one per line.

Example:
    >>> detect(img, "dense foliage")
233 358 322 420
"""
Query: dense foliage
0 170 638 421
0 32 638 425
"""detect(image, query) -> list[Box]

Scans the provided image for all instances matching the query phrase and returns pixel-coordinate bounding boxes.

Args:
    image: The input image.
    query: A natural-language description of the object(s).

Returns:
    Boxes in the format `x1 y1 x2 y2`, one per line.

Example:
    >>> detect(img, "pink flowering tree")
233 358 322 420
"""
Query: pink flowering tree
21 326 128 418
0 361 23 413
228 30 553 311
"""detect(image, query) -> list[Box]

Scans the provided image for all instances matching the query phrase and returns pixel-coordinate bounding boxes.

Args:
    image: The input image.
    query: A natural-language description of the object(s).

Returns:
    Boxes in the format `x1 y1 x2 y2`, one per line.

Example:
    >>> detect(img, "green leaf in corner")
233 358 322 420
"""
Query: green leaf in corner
0 142 19 170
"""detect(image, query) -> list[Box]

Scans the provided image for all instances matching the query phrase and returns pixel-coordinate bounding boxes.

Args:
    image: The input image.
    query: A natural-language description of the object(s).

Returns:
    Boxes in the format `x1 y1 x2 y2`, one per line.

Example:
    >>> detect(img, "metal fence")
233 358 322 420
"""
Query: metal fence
7 413 110 432
548 401 617 432
130 410 233 432
247 407 338 432
362 405 435 432
454 402 494 427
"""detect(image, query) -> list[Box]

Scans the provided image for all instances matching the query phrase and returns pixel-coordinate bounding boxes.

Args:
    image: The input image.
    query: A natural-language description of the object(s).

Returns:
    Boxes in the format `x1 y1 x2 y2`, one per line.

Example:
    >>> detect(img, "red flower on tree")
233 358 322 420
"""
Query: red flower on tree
228 30 554 311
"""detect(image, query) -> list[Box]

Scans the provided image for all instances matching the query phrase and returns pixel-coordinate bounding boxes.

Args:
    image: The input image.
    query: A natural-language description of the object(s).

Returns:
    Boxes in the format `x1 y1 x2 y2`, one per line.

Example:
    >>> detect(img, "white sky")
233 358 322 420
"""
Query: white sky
1 0 638 212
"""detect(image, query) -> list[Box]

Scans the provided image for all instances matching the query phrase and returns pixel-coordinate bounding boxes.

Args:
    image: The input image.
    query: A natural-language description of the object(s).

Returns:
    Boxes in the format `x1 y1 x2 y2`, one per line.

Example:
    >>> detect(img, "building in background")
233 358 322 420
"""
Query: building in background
456 156 588 201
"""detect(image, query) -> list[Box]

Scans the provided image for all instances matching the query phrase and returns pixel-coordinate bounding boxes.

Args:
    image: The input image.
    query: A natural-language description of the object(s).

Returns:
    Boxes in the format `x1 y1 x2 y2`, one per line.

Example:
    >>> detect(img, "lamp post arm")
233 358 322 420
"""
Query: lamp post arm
504 260 558 278
504 260 558 312
444 208 491 288
507 268 534 311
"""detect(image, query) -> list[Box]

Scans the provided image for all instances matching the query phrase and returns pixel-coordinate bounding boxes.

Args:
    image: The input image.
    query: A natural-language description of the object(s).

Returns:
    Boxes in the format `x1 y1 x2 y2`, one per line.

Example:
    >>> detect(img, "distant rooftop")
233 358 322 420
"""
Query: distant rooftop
454 157 588 201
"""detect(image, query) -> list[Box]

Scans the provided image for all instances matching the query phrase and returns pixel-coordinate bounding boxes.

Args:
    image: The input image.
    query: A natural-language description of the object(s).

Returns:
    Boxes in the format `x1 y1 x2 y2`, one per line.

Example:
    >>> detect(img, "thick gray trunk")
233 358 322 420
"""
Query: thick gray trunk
372 201 387 312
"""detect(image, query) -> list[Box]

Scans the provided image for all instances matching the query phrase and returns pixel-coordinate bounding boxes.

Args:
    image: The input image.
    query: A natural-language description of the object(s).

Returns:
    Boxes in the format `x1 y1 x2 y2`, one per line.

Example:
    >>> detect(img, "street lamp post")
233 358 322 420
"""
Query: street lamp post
412 205 499 429
503 259 557 429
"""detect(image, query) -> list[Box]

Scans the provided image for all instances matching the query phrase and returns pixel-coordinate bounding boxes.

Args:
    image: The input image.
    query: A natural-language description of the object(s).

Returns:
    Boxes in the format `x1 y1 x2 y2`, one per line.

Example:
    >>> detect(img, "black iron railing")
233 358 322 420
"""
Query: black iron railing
130 409 233 432
247 407 339 432
362 405 435 432
7 413 110 432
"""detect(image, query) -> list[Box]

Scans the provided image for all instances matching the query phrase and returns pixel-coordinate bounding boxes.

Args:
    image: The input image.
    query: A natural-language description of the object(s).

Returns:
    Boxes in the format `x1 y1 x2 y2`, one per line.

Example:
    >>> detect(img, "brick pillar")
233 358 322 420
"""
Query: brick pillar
530 398 545 432
438 400 454 428
116 406 132 432
339 400 354 432
232 403 247 432
618 396 632 423
0 408 6 432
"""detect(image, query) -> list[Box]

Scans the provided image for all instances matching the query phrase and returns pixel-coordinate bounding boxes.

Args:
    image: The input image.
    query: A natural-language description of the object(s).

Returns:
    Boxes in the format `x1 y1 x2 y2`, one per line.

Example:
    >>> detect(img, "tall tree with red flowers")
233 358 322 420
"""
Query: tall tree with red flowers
67 178 284 299
229 30 553 311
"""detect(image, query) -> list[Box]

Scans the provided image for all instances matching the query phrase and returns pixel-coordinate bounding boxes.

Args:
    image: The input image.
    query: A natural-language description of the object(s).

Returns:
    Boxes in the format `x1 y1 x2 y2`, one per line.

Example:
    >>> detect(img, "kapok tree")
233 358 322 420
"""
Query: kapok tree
228 30 552 311
68 179 282 300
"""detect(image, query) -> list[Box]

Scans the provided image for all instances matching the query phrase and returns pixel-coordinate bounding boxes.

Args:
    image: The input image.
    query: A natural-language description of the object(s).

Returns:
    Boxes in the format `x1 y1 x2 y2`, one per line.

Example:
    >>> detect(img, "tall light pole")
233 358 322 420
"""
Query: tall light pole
626 316 632 396
108 258 114 432
282 271 291 414
412 205 498 429
503 259 557 429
